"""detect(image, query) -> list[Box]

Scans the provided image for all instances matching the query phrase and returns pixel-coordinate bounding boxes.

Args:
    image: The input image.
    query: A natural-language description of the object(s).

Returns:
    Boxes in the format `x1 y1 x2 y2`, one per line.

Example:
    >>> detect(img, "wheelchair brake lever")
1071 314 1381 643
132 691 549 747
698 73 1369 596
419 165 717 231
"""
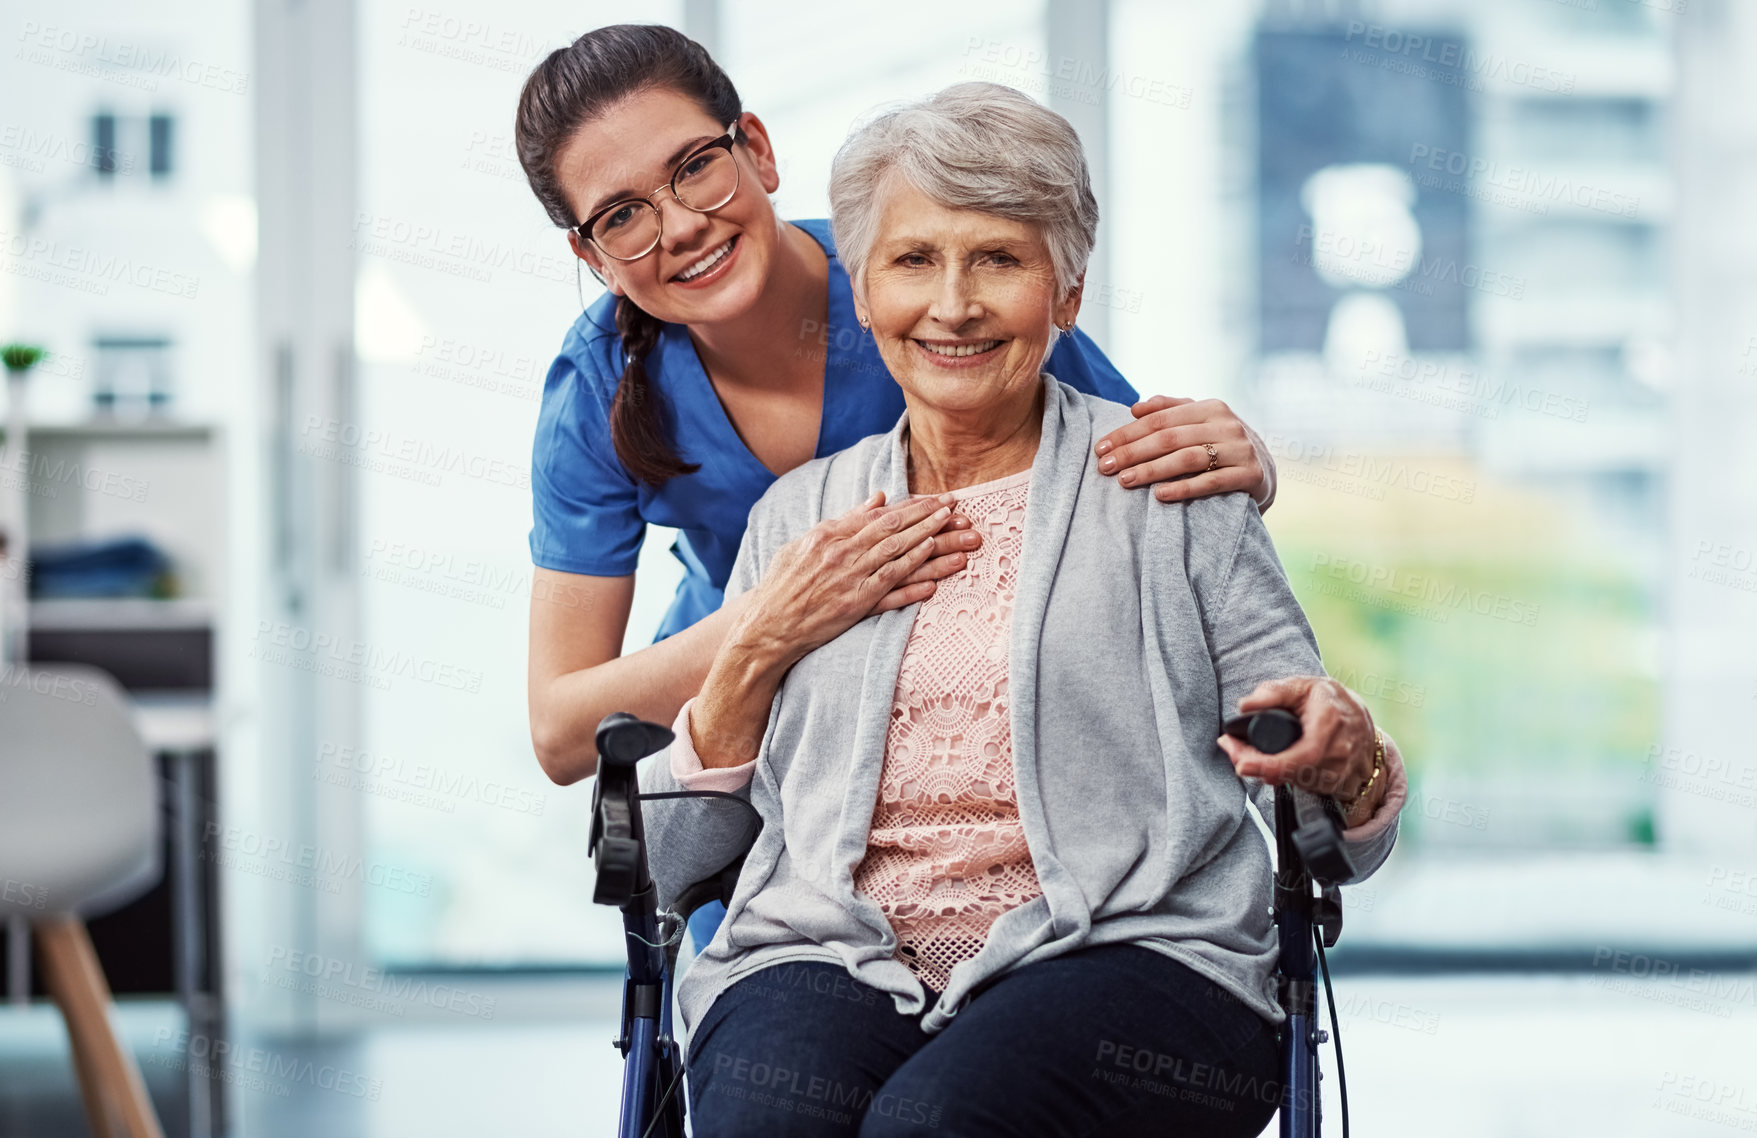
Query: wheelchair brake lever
1291 795 1357 886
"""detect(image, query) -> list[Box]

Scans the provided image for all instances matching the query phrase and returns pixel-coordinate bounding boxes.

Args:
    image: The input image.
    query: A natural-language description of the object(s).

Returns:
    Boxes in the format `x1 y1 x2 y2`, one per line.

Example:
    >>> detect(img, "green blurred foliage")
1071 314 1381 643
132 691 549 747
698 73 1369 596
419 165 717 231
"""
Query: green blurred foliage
0 343 47 373
1263 455 1660 845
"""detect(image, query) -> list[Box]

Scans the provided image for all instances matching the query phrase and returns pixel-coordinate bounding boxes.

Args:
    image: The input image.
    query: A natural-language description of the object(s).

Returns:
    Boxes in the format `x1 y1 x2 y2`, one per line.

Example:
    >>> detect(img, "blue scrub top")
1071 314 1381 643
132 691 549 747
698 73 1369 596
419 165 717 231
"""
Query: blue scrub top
529 219 1140 643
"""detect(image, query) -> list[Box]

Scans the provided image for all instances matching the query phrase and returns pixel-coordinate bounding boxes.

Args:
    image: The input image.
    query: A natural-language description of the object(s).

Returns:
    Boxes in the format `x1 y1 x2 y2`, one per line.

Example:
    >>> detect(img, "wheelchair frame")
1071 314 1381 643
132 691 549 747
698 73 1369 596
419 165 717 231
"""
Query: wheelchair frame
589 709 1353 1138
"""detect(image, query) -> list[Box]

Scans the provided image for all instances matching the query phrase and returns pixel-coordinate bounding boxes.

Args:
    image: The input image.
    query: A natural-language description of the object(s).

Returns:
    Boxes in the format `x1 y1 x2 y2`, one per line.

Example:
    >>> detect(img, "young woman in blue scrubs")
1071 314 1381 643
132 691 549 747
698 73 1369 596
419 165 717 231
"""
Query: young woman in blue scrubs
517 26 1280 798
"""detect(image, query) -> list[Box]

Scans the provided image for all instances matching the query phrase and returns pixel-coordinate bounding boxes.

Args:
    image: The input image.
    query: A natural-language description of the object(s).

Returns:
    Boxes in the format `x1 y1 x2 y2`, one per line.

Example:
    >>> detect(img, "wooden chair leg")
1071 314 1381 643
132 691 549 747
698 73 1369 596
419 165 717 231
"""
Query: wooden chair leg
34 915 167 1138
62 1010 119 1138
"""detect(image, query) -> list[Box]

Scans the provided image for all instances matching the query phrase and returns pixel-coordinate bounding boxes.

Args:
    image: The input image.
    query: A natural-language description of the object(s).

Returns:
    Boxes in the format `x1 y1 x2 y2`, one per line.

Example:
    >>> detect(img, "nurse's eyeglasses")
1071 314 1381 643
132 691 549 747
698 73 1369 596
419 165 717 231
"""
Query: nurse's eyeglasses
575 123 742 262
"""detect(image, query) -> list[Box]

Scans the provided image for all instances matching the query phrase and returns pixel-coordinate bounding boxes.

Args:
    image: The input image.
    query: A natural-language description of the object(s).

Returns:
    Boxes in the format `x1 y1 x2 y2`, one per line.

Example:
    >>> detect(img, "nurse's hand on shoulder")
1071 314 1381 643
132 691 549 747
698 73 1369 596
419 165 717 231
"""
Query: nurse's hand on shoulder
1094 396 1274 509
739 492 981 670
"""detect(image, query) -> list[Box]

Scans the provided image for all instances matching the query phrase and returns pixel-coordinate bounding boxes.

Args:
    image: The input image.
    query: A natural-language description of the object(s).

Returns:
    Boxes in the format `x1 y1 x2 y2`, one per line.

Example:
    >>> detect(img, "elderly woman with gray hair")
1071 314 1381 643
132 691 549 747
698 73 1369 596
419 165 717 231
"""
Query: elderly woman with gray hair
638 82 1408 1138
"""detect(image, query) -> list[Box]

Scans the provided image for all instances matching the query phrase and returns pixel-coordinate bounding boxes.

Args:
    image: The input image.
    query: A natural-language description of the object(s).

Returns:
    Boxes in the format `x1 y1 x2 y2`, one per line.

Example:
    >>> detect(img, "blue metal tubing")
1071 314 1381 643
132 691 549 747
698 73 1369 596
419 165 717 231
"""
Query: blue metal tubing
617 895 669 1138
1275 784 1320 1138
1278 896 1318 1138
620 1014 661 1138
1279 1008 1318 1138
661 942 676 1044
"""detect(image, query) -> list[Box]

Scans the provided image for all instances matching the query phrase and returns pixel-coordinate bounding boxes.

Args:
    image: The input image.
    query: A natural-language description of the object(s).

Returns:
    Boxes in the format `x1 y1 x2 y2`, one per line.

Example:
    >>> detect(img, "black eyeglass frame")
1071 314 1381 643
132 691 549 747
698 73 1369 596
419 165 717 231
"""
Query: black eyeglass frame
573 122 742 262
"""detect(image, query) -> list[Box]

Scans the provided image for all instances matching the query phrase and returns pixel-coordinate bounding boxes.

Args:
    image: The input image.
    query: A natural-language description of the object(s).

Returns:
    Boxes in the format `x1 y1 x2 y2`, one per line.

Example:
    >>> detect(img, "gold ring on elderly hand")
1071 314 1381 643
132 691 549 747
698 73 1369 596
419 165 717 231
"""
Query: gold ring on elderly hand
1204 443 1219 472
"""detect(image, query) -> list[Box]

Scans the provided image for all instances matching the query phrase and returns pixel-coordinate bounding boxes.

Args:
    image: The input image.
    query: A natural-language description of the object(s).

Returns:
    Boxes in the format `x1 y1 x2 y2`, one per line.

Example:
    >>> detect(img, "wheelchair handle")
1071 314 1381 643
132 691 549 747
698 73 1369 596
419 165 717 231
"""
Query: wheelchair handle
1222 707 1302 754
589 713 674 909
1225 708 1357 887
596 711 676 770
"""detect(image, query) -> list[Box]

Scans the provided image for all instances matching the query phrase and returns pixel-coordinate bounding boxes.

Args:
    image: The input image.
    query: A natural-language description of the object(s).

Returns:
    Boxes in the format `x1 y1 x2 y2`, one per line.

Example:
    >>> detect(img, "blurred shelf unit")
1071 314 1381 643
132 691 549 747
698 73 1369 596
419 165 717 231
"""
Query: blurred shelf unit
28 596 214 632
2 416 224 691
9 418 217 442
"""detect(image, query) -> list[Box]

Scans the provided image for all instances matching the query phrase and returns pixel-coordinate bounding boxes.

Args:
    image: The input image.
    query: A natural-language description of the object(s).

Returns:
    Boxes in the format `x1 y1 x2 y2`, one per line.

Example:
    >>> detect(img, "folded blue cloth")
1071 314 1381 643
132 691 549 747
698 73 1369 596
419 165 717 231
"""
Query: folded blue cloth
28 536 173 598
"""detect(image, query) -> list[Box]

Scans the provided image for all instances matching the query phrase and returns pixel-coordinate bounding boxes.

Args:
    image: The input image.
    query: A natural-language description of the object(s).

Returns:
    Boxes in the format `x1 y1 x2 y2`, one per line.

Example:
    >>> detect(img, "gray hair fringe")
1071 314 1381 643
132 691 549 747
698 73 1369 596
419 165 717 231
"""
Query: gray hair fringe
828 82 1099 300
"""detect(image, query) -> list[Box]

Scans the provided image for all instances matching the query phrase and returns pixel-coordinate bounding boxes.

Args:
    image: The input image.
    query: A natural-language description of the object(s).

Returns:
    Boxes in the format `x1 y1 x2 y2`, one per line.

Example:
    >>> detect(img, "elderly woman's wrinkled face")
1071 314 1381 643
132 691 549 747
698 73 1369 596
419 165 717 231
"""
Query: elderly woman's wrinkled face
858 179 1081 418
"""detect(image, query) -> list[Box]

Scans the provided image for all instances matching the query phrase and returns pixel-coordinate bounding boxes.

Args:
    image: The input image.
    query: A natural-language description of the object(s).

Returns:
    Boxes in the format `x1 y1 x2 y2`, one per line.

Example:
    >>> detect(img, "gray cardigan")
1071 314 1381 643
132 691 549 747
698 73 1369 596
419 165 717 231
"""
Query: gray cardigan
637 374 1399 1036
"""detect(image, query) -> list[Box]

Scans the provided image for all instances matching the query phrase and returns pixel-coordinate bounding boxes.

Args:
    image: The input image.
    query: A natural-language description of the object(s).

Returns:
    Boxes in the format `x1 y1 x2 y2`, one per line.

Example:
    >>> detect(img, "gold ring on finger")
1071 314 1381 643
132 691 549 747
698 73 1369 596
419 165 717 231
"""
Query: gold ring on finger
1204 442 1219 472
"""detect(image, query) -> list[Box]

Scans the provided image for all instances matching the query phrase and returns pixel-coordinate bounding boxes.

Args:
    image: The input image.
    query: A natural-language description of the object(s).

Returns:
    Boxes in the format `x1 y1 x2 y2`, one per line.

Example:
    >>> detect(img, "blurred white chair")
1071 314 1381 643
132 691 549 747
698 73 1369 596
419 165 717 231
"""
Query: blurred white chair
1 663 166 1138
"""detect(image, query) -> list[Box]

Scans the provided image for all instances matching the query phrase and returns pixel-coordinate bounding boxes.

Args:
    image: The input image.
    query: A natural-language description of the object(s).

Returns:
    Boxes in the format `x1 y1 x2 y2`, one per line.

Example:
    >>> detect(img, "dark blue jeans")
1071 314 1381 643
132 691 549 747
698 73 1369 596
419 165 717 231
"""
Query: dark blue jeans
684 943 1281 1138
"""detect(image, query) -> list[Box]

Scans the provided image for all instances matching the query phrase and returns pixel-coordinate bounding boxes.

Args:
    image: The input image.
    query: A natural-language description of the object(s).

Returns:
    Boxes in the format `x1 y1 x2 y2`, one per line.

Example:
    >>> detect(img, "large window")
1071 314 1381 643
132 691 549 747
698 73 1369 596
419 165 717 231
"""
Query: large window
338 0 1741 968
1104 0 1734 962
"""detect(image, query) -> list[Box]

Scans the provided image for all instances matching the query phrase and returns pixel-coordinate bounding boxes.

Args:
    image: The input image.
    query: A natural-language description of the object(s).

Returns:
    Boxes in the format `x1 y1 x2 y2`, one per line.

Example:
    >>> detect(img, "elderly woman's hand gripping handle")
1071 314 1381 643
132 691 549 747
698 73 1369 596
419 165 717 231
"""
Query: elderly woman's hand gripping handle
689 490 966 770
1216 676 1396 829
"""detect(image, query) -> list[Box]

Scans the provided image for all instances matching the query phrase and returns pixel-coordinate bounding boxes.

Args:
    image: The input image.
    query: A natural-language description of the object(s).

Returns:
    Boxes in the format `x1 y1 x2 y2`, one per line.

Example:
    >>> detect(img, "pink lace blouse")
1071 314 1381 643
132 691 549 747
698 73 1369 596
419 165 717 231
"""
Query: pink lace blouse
849 468 1041 993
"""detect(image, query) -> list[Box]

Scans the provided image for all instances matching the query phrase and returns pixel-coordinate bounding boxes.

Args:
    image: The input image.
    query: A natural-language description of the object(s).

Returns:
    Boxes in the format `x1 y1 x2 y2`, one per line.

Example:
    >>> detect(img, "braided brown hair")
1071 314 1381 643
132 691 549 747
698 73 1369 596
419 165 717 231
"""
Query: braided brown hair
516 25 743 486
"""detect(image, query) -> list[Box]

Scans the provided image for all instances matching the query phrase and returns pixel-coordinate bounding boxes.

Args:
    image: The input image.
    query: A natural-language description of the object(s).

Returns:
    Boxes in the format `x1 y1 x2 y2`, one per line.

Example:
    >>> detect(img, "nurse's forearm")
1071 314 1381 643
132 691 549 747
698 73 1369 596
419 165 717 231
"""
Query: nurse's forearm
533 593 750 785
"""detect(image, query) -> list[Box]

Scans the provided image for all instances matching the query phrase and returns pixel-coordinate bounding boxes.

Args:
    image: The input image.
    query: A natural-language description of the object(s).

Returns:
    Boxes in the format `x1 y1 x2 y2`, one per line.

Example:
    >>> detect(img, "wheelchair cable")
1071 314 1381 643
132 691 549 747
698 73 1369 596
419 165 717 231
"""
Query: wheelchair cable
1313 930 1349 1138
626 921 686 950
640 1060 689 1138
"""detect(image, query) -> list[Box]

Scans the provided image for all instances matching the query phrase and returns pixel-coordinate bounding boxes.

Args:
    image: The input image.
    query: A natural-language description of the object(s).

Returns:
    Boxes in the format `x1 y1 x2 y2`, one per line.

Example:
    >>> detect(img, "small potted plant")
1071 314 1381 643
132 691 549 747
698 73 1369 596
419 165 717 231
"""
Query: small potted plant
2 341 47 457
0 344 46 665
1 343 47 376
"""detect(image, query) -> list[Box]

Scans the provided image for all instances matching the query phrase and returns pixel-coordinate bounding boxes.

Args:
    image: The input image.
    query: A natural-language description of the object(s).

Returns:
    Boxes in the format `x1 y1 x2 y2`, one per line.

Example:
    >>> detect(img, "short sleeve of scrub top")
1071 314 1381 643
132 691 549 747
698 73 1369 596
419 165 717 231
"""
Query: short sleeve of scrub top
529 218 1141 644
529 323 644 577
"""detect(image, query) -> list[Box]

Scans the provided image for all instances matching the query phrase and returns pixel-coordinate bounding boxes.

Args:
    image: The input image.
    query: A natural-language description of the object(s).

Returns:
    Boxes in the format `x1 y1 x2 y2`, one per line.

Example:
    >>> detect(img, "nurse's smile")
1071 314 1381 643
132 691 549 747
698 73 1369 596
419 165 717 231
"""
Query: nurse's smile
669 233 742 289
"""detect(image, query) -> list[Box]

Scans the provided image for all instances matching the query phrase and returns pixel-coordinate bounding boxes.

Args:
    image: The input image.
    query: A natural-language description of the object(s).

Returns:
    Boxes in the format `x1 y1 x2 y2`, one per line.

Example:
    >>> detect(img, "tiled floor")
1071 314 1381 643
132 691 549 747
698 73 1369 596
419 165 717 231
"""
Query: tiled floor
3 971 1754 1137
0 997 625 1138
